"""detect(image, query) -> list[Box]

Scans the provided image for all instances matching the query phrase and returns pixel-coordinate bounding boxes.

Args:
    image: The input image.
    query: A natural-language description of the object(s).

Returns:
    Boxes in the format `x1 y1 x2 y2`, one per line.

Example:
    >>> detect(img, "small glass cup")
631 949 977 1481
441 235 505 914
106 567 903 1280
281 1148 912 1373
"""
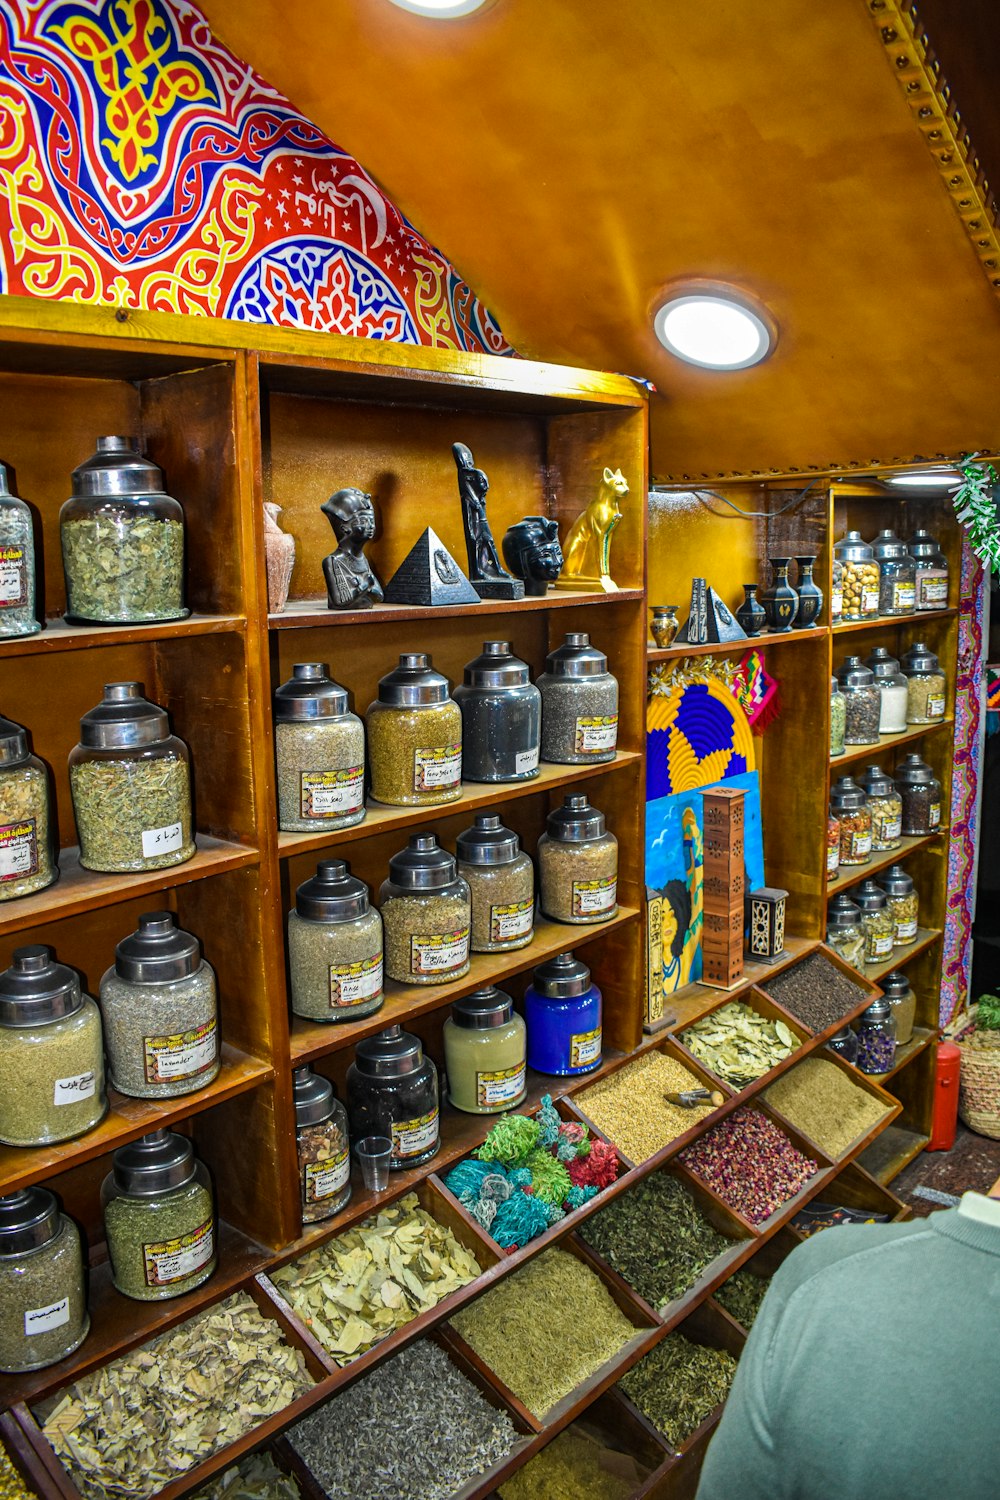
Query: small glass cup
356 1135 393 1193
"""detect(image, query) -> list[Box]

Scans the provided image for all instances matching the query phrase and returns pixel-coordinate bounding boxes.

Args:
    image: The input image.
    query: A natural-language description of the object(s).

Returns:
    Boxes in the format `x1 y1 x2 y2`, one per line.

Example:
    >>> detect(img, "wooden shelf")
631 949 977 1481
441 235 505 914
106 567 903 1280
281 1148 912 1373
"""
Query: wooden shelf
831 607 956 637
0 613 246 659
273 589 644 629
827 831 944 895
647 626 825 662
875 1026 937 1084
864 928 942 982
857 1123 931 1184
277 753 642 859
832 718 953 768
647 935 819 1035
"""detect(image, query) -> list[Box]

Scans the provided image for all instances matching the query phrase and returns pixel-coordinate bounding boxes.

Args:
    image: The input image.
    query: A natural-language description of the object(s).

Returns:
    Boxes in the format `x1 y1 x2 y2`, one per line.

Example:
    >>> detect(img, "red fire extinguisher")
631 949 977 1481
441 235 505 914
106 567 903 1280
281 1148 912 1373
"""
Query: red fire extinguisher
926 1042 961 1152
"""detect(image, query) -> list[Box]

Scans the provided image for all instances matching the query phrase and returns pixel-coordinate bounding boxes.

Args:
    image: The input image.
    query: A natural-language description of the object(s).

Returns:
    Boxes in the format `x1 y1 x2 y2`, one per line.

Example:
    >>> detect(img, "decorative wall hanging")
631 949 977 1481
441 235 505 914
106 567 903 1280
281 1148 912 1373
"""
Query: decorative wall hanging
646 675 755 803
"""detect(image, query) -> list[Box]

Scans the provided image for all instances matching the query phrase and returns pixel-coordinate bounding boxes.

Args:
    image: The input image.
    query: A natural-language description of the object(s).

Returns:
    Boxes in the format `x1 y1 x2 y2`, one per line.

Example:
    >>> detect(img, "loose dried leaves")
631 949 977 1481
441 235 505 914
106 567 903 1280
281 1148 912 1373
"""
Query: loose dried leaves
194 1452 301 1500
38 1292 313 1500
619 1332 738 1450
62 515 184 623
272 1192 481 1363
714 1267 771 1330
499 1426 646 1500
574 1051 715 1163
681 1001 798 1088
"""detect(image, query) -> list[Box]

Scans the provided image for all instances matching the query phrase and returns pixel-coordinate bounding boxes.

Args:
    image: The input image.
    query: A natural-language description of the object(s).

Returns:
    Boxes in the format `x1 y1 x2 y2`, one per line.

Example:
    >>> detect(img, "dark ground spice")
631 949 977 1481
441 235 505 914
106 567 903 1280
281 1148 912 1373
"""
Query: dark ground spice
761 952 869 1033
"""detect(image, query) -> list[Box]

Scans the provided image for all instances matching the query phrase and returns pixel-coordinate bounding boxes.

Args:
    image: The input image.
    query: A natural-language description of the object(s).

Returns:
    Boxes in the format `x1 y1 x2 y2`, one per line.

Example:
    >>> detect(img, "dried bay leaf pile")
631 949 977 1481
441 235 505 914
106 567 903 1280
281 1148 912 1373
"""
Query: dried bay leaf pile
194 1453 301 1500
680 1001 798 1087
272 1192 482 1364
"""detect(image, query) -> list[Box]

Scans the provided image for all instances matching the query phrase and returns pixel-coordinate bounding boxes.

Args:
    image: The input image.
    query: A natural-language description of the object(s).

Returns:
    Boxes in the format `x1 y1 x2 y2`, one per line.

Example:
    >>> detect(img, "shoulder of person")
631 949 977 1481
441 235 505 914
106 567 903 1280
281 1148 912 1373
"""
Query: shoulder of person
769 1219 929 1300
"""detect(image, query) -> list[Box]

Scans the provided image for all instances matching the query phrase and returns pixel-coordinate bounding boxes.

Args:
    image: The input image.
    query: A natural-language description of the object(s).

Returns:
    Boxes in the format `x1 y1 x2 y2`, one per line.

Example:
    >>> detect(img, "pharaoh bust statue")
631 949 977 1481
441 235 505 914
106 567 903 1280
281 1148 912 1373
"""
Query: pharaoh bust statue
321 487 384 610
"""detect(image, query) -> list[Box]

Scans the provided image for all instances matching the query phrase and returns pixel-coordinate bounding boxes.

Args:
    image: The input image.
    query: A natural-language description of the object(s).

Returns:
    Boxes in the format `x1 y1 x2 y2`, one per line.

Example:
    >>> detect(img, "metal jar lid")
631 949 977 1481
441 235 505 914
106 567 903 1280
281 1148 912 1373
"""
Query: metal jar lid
908 529 945 562
0 712 30 768
462 641 532 689
859 765 897 800
78 682 171 749
546 793 607 842
864 646 902 681
0 1188 61 1257
110 1129 197 1196
850 879 888 912
114 912 201 983
456 814 521 866
900 642 940 677
829 776 867 813
880 972 912 1000
274 664 350 721
834 656 875 691
530 951 593 997
894 753 935 786
877 863 914 897
859 996 891 1024
387 834 459 891
543 632 608 677
296 860 371 921
376 653 450 706
0 946 83 1027
450 988 515 1029
352 1024 425 1078
294 1066 337 1127
71 436 165 498
829 1025 855 1045
871 529 912 563
833 530 874 562
827 894 862 930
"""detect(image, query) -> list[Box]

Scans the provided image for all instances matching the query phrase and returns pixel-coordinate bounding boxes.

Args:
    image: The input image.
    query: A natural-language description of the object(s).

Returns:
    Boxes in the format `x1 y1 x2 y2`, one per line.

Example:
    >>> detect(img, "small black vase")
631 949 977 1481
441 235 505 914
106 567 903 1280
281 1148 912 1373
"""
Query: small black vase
735 583 766 638
794 555 824 629
760 557 799 632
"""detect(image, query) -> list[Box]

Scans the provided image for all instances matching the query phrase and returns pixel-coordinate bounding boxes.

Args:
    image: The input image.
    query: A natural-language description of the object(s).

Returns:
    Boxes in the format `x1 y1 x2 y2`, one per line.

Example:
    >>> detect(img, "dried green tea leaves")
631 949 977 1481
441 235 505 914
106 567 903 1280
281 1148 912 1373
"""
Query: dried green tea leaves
574 1051 715 1163
450 1247 636 1418
499 1427 646 1500
71 756 193 873
681 1001 799 1087
272 1192 481 1364
286 1340 517 1500
62 515 184 624
0 1445 36 1500
618 1333 738 1450
38 1292 312 1500
714 1267 771 1330
194 1453 301 1500
764 1056 892 1158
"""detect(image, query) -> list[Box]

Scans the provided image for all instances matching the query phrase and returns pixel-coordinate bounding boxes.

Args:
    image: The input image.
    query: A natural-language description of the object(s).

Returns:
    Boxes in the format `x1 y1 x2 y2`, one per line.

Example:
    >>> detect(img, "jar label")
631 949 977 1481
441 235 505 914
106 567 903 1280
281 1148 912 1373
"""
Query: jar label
862 588 880 613
143 1217 214 1287
143 1019 218 1084
847 830 872 859
141 821 183 859
301 766 364 818
570 1027 602 1068
574 715 619 755
411 928 470 976
414 745 462 791
826 843 840 875
490 899 534 944
891 581 916 610
391 1108 439 1160
873 816 902 845
572 878 617 917
477 1063 527 1108
927 694 946 719
24 1296 70 1336
53 1070 96 1106
329 953 383 1008
896 918 919 940
930 803 941 828
920 576 948 606
304 1149 350 1202
869 933 894 959
515 747 539 775
0 818 38 882
831 584 843 619
0 544 27 607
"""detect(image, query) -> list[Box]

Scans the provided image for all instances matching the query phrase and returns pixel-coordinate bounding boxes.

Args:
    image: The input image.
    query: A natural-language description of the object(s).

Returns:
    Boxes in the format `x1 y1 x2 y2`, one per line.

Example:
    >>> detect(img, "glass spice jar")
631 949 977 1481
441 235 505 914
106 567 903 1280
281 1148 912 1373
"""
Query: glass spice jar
454 641 542 783
834 657 881 745
857 765 902 851
826 1026 859 1066
538 794 618 925
833 531 880 622
69 682 195 873
864 648 910 735
871 529 917 617
895 754 943 835
523 952 603 1075
0 1188 88 1373
900 643 947 725
826 894 866 973
0 464 40 638
830 777 872 868
99 911 219 1098
102 1130 216 1302
0 712 58 902
908 529 950 611
294 1066 351 1224
537 632 619 765
367 653 462 807
288 861 384 1021
0 946 106 1147
880 972 916 1047
856 997 896 1075
877 863 920 946
59 436 187 625
830 679 846 759
443 989 527 1114
379 835 471 985
850 879 896 966
831 556 844 625
274 663 366 832
346 1025 440 1170
456 814 534 953
827 813 842 878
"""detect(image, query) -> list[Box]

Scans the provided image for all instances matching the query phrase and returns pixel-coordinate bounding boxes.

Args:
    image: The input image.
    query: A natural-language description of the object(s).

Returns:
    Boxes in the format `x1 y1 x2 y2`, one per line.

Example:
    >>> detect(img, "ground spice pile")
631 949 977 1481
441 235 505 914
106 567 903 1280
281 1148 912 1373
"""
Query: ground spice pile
498 1427 648 1500
619 1333 738 1450
0 1446 35 1500
573 1051 715 1162
194 1453 301 1500
449 1247 636 1418
271 1192 481 1364
678 1109 818 1225
761 952 869 1034
286 1340 517 1500
714 1268 771 1330
764 1057 892 1157
578 1173 742 1311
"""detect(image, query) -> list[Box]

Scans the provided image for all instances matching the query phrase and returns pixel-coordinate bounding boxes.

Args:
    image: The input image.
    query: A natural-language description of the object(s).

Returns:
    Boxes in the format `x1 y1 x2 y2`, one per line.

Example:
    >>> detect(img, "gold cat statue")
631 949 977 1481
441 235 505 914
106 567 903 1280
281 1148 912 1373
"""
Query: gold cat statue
555 466 627 591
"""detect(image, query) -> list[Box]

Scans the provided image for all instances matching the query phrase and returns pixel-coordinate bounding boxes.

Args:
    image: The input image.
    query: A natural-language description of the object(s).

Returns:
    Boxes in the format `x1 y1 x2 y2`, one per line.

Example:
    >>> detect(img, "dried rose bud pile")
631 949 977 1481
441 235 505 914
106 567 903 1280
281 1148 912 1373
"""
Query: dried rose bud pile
678 1109 818 1225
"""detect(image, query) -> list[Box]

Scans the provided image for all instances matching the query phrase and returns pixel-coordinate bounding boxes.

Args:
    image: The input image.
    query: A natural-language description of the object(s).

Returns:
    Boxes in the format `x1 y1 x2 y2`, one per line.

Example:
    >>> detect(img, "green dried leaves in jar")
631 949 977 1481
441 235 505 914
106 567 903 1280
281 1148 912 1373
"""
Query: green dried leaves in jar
0 465 40 638
288 861 384 1021
366 653 462 806
538 794 618 925
379 835 471 985
274 664 365 832
0 1188 89 1374
0 714 57 902
101 1131 216 1302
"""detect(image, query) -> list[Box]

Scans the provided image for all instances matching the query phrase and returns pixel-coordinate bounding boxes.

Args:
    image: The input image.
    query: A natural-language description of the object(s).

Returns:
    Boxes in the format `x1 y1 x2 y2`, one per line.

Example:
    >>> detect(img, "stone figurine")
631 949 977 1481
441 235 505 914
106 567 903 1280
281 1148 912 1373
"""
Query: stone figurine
321 486 384 610
263 502 295 613
452 442 523 600
556 466 627 591
501 516 564 596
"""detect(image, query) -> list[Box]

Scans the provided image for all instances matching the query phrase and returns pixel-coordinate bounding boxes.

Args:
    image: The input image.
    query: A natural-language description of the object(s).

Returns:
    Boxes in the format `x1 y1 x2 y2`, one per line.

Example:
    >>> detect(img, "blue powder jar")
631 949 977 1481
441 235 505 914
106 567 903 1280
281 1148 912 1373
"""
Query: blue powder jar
524 951 602 1076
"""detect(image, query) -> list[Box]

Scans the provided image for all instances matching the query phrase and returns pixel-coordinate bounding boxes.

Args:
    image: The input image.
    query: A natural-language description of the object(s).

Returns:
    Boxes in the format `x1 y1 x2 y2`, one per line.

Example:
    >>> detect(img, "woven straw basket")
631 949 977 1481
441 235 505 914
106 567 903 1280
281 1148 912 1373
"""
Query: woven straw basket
946 1004 1000 1140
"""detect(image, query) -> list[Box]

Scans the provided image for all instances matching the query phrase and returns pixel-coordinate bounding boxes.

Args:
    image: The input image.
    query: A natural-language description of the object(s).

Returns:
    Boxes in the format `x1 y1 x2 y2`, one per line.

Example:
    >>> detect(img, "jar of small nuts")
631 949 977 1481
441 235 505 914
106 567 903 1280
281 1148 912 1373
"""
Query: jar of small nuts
877 863 920 946
274 663 365 832
830 777 872 867
367 653 462 806
538 794 618 925
857 764 902 852
834 657 881 745
833 531 880 622
900 642 947 725
456 814 534 953
379 834 471 985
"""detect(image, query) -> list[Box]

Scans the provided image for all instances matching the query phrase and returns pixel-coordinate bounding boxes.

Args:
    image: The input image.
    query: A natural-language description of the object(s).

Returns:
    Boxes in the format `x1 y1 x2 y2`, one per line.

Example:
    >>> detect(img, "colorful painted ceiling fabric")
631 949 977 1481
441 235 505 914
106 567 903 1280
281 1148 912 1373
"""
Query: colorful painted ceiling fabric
0 0 511 350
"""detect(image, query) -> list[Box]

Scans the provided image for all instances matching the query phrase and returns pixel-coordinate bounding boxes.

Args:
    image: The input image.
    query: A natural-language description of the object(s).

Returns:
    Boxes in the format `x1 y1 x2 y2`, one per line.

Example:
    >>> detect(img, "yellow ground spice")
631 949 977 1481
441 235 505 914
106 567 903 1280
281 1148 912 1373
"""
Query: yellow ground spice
573 1050 715 1162
764 1056 892 1158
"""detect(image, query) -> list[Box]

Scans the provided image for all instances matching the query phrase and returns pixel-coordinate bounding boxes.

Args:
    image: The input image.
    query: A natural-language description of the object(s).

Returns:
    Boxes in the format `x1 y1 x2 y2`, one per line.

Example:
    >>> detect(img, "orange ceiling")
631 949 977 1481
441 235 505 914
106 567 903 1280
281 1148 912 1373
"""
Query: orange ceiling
201 0 1000 479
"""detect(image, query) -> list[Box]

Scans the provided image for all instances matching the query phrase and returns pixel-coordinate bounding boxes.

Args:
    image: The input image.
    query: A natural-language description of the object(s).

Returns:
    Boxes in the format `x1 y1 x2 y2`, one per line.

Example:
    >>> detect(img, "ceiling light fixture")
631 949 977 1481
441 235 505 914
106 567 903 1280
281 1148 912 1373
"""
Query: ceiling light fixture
653 285 775 371
387 0 488 15
884 469 962 489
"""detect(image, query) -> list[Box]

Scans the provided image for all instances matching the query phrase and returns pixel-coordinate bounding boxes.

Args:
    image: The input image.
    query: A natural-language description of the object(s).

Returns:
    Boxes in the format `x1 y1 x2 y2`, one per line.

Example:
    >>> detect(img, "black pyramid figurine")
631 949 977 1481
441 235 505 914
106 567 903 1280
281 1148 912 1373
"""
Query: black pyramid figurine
383 527 481 606
453 442 524 600
675 579 748 645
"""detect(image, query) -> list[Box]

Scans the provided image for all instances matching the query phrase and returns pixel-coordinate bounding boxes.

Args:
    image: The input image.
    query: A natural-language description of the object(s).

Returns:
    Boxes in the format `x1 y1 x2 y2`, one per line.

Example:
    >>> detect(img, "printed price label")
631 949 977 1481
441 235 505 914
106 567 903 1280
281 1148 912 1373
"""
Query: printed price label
477 1064 526 1109
862 589 880 614
848 831 872 859
570 1028 602 1068
0 544 26 607
301 766 364 818
143 1218 214 1287
572 878 617 918
490 899 534 944
926 694 946 719
411 928 469 977
141 821 183 858
920 577 949 606
574 715 619 755
870 934 894 959
414 745 462 791
391 1109 439 1160
892 581 916 611
0 818 37 882
515 747 539 775
874 817 902 844
827 843 840 875
24 1297 70 1336
304 1150 350 1202
143 1019 217 1084
930 803 941 828
53 1071 96 1107
329 954 383 1008
831 584 844 621
896 919 919 941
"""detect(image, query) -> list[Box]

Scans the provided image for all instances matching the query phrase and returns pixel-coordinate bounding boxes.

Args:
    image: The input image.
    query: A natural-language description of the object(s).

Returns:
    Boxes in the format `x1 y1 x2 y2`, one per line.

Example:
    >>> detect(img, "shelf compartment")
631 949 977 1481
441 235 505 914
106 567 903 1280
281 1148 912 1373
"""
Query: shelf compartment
0 614 247 659
856 1123 931 1184
273 589 645 630
875 1026 937 1084
647 625 826 662
863 928 942 982
753 942 882 1046
649 935 819 1036
670 986 814 1110
831 718 954 768
826 831 944 896
762 1048 902 1165
832 607 956 638
784 1157 910 1240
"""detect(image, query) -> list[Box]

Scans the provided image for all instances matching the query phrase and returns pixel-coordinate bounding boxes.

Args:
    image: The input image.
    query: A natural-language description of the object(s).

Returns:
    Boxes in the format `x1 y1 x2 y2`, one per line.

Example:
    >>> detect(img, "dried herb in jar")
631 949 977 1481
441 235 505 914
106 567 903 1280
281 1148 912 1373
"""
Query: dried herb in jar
618 1333 738 1449
0 715 57 902
62 516 184 624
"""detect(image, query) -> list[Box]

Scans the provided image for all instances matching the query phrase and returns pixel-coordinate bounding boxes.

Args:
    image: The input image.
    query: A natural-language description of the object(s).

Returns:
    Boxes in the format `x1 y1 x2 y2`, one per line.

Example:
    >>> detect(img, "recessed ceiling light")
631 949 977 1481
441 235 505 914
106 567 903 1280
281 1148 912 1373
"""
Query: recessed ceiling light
885 469 961 488
387 0 488 14
653 289 775 370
